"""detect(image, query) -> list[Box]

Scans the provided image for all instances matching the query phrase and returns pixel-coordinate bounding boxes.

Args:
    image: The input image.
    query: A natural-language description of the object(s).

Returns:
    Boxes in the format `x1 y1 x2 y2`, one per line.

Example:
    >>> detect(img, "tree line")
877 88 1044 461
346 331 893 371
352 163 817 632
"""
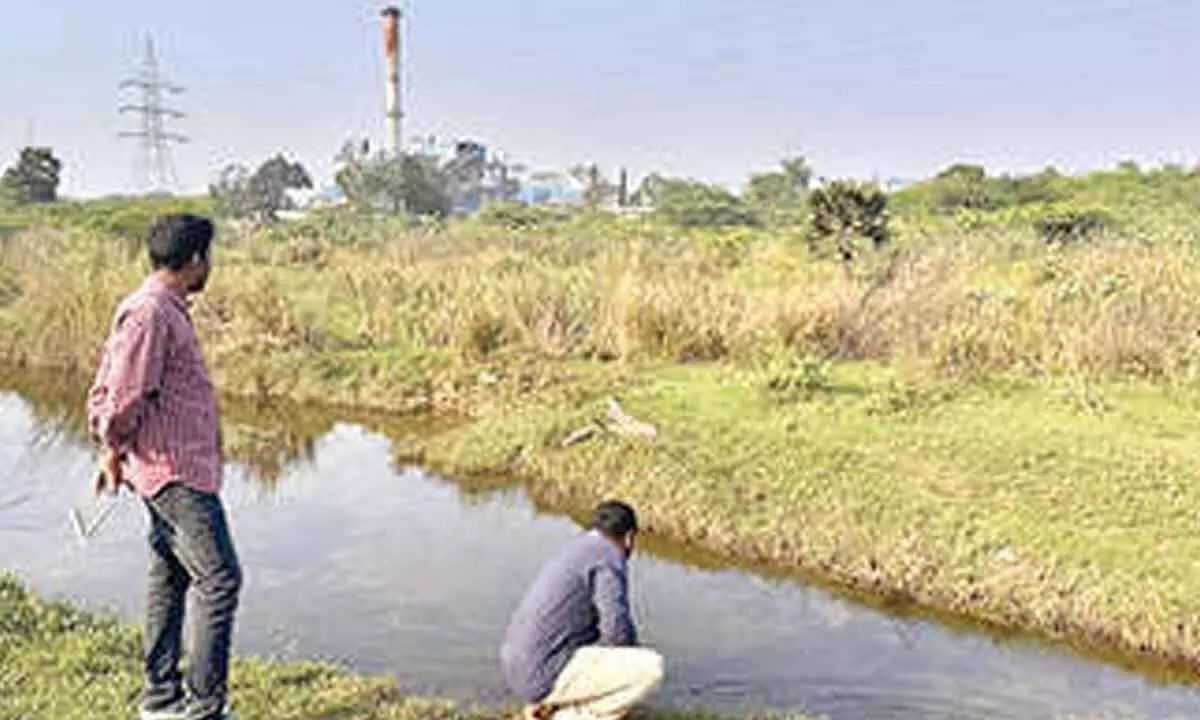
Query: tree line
6 143 1200 256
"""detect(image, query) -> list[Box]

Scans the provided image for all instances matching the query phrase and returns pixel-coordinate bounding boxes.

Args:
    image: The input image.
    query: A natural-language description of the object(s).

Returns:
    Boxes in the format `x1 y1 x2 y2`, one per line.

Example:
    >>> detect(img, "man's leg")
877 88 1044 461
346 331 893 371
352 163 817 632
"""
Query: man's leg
537 646 665 720
148 484 242 720
141 504 190 714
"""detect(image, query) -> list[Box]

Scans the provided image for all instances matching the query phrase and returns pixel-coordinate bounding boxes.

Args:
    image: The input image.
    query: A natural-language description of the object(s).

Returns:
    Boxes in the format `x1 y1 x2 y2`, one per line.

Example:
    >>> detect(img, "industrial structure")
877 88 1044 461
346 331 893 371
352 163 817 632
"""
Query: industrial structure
303 5 619 217
105 7 623 213
381 7 403 157
515 170 586 206
369 5 594 215
118 34 188 193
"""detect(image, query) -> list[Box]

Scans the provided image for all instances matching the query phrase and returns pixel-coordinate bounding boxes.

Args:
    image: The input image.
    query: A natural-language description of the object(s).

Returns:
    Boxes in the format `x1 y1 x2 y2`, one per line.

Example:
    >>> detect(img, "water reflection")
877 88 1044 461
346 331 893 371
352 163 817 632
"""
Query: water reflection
2 370 1200 719
0 365 414 492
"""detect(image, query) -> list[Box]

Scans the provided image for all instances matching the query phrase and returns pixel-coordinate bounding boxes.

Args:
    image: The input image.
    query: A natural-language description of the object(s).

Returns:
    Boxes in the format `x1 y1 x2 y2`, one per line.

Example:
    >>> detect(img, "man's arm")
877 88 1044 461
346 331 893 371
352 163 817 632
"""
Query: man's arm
592 561 638 646
91 303 170 453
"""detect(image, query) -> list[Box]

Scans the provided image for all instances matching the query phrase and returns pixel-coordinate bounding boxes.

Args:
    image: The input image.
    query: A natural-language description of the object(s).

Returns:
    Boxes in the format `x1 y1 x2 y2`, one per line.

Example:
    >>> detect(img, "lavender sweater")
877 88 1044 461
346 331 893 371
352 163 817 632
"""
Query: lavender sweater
500 530 638 702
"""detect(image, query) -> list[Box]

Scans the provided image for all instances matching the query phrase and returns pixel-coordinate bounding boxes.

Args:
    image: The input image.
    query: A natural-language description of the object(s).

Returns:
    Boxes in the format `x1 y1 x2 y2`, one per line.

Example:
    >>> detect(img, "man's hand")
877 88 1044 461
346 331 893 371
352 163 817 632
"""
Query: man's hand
522 705 557 720
94 448 123 496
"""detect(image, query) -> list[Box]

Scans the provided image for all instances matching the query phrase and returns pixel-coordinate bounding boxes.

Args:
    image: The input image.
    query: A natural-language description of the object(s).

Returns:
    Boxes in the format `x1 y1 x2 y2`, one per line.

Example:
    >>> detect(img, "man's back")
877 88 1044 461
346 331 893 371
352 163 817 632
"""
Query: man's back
501 529 638 703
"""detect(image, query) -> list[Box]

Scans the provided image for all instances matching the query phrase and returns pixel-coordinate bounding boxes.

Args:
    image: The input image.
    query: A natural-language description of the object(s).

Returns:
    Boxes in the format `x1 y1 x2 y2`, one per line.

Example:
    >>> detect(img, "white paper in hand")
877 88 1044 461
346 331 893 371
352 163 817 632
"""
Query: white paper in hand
68 476 120 542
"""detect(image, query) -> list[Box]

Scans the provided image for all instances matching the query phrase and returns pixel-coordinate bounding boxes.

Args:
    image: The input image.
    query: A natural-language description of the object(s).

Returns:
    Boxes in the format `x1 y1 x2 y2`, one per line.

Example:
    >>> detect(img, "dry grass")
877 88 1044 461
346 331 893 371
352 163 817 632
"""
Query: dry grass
5 218 1200 401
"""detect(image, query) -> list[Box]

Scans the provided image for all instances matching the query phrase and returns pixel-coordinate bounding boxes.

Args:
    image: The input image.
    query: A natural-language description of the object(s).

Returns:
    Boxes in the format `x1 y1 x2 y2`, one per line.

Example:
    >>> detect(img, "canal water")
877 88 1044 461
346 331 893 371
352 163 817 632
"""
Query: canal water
1 384 1198 719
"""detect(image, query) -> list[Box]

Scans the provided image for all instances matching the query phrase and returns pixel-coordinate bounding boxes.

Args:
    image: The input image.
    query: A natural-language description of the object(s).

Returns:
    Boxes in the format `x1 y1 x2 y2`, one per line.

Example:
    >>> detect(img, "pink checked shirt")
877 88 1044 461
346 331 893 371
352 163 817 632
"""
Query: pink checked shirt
86 275 222 498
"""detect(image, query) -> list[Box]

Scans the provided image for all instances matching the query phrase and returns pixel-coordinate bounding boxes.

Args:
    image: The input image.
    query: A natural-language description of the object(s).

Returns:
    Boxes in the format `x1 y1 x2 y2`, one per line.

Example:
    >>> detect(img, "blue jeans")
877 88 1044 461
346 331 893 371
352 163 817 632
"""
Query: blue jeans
142 483 242 720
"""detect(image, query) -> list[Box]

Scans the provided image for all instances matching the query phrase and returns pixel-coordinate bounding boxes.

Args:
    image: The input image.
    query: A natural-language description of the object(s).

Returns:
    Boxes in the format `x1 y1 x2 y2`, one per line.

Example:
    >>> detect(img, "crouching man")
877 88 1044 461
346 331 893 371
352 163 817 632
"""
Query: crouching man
500 500 664 720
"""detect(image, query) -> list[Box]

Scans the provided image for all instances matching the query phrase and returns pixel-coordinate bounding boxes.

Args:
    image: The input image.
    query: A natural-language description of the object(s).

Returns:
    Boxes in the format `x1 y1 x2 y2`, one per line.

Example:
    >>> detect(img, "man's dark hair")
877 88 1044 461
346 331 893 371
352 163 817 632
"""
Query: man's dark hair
589 500 638 537
147 214 214 271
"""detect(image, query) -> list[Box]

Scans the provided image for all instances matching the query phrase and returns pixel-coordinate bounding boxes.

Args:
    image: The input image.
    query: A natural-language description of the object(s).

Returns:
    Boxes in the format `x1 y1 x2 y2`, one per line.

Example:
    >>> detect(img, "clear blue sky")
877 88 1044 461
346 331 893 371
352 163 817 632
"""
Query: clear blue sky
1 0 1196 197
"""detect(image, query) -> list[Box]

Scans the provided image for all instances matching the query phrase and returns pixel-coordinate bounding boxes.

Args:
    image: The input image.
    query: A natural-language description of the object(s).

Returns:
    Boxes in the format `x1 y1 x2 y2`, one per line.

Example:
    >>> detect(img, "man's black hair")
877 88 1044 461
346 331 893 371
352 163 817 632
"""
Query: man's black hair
147 214 214 271
589 500 638 537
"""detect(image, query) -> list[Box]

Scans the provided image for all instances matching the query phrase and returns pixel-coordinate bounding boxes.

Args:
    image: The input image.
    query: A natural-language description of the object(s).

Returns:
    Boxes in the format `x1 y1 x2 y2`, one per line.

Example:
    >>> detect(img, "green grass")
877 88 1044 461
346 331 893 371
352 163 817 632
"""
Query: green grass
0 575 811 720
412 361 1200 674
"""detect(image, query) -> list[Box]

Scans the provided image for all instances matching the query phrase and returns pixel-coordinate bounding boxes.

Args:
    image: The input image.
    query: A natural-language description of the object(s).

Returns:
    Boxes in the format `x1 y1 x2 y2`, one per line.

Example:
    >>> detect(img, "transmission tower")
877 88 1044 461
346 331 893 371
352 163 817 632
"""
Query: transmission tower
118 34 188 193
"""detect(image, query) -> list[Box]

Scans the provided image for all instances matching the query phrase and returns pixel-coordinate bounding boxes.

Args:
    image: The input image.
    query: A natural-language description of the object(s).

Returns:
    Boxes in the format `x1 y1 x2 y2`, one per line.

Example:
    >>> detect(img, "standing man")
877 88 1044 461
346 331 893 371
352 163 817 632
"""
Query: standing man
87 214 240 720
500 500 665 720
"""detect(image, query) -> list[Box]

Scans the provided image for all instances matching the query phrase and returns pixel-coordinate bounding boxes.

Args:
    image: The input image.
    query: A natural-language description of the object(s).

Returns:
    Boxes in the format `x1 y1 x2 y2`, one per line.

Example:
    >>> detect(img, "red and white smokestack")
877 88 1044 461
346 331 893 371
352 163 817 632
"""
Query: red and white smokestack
381 6 402 156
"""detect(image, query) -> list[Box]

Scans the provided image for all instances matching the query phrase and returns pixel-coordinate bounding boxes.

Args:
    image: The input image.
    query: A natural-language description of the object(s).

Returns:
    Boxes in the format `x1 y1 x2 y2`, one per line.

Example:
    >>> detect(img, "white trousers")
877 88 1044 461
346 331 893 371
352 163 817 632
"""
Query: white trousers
528 646 666 720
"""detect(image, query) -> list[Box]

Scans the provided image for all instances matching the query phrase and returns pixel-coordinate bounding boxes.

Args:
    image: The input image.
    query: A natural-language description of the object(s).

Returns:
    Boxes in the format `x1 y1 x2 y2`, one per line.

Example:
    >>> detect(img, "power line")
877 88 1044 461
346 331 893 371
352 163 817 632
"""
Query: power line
118 33 189 194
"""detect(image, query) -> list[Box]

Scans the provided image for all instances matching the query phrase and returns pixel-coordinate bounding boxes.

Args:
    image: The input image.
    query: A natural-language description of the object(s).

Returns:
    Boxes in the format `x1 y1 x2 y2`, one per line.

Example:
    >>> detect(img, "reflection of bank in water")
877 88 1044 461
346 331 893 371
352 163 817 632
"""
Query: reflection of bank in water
0 364 441 493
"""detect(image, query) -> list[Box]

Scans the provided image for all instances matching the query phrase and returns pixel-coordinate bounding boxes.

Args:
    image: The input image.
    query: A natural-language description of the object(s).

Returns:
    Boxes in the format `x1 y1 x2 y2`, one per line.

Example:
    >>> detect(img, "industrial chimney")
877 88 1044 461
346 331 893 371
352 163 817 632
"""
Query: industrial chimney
381 6 402 156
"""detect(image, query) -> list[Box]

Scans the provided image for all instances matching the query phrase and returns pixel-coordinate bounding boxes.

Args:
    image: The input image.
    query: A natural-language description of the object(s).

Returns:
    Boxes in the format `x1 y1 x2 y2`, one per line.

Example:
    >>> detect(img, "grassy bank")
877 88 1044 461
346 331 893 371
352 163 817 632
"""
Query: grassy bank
3 215 1200 680
0 575 806 720
411 362 1200 674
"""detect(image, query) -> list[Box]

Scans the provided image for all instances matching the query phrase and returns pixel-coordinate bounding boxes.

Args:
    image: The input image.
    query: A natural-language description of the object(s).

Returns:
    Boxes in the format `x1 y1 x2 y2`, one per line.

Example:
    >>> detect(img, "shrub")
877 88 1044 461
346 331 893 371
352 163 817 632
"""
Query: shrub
475 201 571 231
807 180 890 262
651 177 760 228
1036 204 1114 244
